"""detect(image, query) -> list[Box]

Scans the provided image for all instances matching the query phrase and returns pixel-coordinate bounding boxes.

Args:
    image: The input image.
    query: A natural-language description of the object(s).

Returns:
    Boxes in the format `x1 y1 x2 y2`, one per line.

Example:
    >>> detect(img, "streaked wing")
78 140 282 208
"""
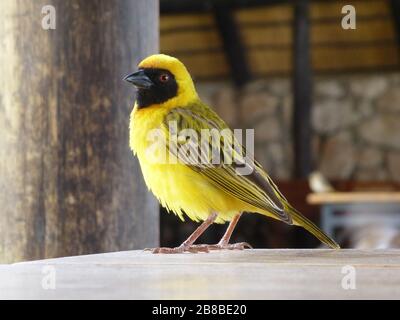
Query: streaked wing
163 103 292 224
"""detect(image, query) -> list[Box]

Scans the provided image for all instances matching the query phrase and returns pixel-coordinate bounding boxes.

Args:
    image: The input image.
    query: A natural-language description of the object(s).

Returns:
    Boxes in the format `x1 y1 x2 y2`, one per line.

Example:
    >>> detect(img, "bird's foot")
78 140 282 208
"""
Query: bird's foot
144 242 252 254
144 244 210 254
206 242 253 251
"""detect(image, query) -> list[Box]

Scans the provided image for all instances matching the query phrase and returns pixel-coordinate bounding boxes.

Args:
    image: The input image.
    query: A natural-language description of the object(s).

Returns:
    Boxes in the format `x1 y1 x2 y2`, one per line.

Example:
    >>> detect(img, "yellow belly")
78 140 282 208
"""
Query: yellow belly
140 160 244 223
130 105 253 223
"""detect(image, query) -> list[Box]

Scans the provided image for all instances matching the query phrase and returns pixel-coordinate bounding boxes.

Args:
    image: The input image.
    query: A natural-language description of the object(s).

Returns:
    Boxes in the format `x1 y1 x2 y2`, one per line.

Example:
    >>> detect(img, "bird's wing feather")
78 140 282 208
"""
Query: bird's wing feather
163 103 292 224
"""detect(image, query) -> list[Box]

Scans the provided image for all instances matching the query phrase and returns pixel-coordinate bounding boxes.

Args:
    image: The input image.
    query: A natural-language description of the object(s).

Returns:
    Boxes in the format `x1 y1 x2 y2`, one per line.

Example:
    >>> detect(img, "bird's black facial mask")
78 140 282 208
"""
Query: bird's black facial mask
124 68 178 108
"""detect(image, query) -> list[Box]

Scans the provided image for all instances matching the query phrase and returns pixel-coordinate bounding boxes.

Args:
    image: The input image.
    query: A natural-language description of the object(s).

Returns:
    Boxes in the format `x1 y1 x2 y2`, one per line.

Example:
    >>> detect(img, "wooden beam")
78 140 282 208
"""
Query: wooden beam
214 5 251 86
161 0 362 14
390 0 400 49
307 192 400 205
292 0 313 178
161 0 291 14
0 0 159 263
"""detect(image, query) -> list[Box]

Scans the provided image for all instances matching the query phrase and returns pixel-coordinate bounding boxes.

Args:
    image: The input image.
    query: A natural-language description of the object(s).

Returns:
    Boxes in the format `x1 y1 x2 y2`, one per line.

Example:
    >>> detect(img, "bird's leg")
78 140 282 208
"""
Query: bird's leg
180 212 217 247
218 213 243 246
147 212 218 254
204 213 252 250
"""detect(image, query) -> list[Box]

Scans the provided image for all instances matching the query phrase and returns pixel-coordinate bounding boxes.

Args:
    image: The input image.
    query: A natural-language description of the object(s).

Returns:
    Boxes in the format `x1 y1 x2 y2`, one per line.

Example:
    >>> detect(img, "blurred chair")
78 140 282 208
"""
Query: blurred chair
344 224 400 249
307 174 400 248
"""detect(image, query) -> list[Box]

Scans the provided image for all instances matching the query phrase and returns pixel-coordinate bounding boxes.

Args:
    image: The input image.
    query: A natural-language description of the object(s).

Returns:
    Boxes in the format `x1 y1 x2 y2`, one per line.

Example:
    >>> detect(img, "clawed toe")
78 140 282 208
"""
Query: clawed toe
144 244 210 254
145 246 184 254
231 242 253 250
144 242 252 254
213 242 253 250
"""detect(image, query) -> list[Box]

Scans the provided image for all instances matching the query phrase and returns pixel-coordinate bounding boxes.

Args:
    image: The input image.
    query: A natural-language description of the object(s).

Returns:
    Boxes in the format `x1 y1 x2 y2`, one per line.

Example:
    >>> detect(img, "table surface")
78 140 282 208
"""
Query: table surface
1 249 399 299
307 192 400 204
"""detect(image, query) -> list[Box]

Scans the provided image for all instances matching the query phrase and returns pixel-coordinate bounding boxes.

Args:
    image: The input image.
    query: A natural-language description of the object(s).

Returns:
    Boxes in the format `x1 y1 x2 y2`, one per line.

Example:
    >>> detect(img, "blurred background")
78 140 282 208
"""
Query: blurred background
159 0 400 250
1 0 400 263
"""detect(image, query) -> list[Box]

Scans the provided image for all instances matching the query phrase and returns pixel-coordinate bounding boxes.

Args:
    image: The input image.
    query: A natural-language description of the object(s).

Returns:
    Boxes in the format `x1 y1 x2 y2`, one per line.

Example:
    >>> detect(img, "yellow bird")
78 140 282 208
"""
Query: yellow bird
124 54 339 253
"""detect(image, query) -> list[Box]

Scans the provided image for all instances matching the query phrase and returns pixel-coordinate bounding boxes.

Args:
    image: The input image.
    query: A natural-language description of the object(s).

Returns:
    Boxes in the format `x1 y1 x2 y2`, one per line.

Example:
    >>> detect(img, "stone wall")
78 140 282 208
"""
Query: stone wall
196 73 400 182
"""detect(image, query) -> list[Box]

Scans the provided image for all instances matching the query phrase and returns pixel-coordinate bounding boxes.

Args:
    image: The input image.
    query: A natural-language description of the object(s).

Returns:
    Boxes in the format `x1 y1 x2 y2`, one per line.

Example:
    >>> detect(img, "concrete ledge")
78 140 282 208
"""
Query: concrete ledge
1 249 399 299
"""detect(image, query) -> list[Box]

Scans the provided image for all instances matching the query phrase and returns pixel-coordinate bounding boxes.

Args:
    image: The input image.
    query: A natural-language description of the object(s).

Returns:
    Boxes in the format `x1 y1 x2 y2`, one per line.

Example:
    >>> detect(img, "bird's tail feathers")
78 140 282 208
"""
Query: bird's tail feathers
286 204 340 249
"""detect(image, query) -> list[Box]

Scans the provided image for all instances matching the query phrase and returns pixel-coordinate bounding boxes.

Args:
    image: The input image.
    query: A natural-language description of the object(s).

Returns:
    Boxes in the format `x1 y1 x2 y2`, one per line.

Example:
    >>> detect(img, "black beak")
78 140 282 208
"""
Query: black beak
123 70 153 89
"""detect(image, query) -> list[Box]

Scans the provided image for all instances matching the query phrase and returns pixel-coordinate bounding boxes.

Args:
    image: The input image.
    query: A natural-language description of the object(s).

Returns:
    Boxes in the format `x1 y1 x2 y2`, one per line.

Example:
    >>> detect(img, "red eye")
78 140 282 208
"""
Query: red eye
159 73 169 83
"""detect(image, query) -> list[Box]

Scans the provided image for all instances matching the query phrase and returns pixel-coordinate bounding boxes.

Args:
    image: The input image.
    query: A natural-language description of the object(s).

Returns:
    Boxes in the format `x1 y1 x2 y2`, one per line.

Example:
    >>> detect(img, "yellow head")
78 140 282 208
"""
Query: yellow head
124 54 198 110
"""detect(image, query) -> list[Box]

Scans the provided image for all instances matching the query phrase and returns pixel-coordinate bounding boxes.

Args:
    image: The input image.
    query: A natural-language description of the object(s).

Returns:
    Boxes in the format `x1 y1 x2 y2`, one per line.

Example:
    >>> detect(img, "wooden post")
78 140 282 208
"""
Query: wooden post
0 0 159 263
292 0 312 178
